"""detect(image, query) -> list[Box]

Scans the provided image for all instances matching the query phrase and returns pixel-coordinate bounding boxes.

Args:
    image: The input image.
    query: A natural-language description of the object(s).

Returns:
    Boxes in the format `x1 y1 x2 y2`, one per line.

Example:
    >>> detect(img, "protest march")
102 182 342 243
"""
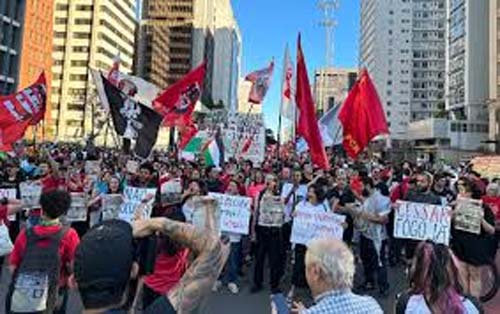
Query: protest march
0 8 500 314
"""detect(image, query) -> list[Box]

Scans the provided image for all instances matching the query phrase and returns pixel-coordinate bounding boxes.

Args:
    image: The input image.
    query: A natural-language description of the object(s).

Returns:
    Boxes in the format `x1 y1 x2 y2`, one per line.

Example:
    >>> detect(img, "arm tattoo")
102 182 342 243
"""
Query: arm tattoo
163 199 229 314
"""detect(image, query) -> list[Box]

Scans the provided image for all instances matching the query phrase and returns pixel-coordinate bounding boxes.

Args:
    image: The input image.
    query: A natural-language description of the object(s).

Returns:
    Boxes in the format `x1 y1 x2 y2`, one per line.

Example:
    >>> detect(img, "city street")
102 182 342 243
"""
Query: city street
0 257 498 313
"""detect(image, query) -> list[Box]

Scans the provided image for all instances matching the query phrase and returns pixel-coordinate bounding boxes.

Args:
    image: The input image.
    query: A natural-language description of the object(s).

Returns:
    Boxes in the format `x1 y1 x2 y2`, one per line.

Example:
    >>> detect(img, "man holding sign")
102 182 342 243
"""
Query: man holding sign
356 177 390 296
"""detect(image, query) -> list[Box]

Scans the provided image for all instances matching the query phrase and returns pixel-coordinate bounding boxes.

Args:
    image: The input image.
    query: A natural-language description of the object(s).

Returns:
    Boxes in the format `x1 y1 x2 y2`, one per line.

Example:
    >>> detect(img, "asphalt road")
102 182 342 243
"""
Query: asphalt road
0 256 498 314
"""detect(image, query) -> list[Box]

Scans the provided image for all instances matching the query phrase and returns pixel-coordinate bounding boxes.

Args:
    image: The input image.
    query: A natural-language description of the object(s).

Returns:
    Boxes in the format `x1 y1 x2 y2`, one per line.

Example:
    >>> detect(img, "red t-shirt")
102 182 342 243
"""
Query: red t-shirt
482 196 500 221
0 205 8 225
144 248 189 294
41 175 59 193
9 225 80 287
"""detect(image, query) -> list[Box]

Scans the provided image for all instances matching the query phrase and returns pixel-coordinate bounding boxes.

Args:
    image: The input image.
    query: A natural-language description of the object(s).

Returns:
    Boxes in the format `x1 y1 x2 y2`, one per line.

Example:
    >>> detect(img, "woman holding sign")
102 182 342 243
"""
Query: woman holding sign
287 183 329 303
251 174 284 294
451 177 496 300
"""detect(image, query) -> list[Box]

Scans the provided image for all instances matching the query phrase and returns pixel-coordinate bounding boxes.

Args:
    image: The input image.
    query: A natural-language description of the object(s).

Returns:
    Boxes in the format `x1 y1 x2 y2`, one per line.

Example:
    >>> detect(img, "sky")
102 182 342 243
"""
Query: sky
231 0 360 133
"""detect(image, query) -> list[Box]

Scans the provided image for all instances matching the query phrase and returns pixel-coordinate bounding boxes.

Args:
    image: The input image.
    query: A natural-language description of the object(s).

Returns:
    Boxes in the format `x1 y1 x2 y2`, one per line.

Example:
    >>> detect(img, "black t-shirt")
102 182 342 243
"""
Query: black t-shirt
327 187 356 243
451 204 497 266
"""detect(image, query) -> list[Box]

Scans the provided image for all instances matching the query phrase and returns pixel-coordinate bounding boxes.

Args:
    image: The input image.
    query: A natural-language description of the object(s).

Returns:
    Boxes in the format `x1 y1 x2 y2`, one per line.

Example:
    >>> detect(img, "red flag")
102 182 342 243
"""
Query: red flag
245 61 274 104
338 69 389 159
153 63 205 127
295 35 330 170
0 73 47 151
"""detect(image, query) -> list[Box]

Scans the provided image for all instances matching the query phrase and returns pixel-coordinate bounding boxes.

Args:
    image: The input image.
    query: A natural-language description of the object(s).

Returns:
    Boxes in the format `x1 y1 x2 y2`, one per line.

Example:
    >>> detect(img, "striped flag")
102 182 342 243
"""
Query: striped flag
245 61 274 104
180 130 224 167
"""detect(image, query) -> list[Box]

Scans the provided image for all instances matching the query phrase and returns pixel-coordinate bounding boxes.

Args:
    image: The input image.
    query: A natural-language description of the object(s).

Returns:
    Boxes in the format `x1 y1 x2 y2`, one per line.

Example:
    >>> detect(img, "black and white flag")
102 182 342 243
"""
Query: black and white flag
101 75 163 158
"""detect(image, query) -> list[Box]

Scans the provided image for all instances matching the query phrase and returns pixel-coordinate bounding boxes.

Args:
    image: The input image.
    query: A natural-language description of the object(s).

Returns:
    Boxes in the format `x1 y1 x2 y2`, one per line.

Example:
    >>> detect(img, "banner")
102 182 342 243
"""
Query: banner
66 193 88 222
258 196 285 227
101 194 123 221
393 201 452 245
291 209 346 245
209 193 252 235
225 113 265 163
0 188 17 221
471 156 500 179
454 197 484 235
160 178 183 205
19 182 42 209
119 186 156 223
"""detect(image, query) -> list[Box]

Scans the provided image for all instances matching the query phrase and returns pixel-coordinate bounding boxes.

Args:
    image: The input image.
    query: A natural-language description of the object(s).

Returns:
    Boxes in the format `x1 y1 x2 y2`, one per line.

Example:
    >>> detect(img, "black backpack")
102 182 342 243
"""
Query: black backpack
7 227 69 314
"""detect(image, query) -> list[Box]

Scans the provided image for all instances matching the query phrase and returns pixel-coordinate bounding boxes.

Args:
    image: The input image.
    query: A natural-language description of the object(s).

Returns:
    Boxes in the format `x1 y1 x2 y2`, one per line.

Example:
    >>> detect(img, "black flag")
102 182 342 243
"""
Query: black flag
101 75 163 159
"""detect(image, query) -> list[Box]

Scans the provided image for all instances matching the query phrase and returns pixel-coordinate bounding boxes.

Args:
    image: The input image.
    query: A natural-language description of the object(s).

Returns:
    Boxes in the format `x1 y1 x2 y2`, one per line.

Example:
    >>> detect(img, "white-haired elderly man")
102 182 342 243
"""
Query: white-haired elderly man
292 238 383 314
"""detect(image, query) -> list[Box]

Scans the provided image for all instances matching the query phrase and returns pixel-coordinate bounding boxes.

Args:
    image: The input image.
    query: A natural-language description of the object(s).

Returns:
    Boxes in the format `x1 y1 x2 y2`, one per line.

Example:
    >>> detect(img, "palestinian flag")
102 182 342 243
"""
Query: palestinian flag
180 131 224 166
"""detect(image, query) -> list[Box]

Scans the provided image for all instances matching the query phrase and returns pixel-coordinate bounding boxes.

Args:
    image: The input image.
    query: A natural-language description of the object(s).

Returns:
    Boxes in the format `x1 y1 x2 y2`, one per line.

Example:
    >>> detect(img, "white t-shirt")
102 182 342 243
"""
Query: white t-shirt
404 295 479 314
281 183 308 222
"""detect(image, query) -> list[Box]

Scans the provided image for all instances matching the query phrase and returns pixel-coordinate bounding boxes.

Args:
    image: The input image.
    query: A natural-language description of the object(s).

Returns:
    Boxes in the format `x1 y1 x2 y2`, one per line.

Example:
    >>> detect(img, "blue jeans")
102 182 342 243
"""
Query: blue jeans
222 242 242 284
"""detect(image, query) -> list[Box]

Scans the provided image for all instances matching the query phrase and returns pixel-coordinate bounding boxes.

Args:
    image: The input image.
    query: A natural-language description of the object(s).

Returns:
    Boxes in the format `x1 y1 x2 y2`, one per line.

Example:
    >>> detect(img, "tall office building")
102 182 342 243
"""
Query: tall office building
313 68 358 114
360 0 446 140
0 0 25 95
51 0 136 141
192 0 241 111
135 0 194 88
446 0 489 148
489 0 500 152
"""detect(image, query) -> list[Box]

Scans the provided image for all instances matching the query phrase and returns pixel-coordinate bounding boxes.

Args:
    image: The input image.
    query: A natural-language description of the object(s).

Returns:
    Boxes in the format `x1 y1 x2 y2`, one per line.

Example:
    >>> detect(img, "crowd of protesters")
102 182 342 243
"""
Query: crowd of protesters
0 142 499 313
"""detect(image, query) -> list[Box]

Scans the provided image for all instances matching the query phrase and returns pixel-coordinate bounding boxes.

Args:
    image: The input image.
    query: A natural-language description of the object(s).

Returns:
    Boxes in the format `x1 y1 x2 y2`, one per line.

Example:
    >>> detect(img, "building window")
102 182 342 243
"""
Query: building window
75 5 94 11
73 32 91 39
55 18 68 25
71 60 88 67
56 4 69 11
67 103 85 111
54 32 66 39
74 18 92 25
72 46 90 53
70 74 88 81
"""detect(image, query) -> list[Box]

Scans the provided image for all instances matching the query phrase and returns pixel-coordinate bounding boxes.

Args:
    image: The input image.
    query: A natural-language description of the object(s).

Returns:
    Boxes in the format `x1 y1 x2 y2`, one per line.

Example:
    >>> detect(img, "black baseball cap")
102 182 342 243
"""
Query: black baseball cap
74 219 135 309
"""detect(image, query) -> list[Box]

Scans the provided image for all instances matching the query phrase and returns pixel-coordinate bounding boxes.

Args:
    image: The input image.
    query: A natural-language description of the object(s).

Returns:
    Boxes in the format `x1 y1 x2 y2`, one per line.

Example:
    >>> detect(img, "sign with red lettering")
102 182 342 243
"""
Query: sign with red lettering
394 201 451 245
209 193 251 235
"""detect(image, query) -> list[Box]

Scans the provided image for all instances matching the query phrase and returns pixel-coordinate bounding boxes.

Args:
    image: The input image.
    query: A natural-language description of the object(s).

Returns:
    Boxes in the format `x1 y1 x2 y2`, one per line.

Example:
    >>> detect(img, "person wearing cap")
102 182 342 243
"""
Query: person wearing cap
72 197 229 314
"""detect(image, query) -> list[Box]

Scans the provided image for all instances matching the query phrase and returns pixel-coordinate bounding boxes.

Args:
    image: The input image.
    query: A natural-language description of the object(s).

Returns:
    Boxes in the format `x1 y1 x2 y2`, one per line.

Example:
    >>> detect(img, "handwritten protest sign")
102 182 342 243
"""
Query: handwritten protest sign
258 196 285 227
291 208 346 245
160 178 183 205
101 194 123 221
0 189 18 221
225 113 265 163
19 182 42 209
454 197 484 235
119 187 156 223
394 201 452 245
85 160 101 183
66 193 88 222
209 193 252 235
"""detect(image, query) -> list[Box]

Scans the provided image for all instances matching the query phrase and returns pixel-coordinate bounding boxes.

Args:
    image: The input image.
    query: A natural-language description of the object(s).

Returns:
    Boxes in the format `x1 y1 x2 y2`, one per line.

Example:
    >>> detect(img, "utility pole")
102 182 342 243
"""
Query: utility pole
317 0 339 113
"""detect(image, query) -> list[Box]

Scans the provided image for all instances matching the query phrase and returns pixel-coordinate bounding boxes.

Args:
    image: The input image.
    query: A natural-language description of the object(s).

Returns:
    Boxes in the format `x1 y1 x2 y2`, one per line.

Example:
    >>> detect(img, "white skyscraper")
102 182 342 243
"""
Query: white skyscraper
360 0 446 141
